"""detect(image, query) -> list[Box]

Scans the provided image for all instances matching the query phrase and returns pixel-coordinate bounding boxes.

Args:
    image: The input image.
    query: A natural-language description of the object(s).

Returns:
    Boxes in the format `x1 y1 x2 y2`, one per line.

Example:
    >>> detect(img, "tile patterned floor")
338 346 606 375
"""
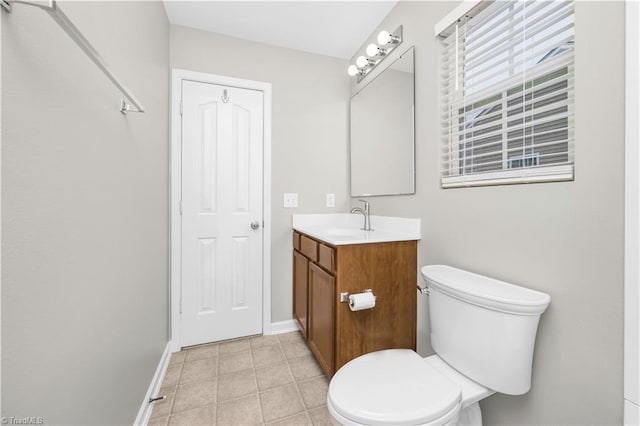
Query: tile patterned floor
148 331 335 426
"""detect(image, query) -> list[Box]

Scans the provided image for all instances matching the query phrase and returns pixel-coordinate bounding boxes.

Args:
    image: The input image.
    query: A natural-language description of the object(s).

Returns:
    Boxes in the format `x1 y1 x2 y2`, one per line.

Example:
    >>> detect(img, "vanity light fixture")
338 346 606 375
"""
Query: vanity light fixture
348 55 379 77
347 65 361 76
366 43 387 57
347 25 403 83
356 55 378 68
377 29 401 45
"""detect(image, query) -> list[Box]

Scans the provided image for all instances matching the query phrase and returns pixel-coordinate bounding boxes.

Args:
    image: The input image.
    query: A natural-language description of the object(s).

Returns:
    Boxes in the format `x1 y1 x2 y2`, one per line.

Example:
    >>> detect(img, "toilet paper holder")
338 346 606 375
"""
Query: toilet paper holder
340 289 374 303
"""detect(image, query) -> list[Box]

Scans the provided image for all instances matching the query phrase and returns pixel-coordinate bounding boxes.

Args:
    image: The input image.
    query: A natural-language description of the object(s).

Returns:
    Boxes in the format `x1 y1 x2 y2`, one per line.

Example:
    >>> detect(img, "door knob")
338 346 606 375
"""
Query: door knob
250 221 260 230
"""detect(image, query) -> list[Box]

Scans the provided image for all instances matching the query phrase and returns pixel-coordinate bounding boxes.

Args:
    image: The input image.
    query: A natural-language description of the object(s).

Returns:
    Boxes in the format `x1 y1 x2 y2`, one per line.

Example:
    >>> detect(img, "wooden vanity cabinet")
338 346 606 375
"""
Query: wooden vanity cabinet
292 230 417 378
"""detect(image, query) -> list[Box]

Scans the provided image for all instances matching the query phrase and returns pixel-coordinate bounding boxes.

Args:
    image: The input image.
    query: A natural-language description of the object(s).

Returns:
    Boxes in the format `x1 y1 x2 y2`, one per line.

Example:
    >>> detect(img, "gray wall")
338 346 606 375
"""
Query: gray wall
170 26 350 323
2 2 170 424
1 1 625 424
349 1 625 424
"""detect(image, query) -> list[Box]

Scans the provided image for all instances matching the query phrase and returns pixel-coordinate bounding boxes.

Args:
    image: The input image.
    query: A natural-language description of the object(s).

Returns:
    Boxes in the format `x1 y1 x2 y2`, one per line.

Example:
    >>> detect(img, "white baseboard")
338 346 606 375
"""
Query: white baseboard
170 320 298 352
269 319 299 335
134 342 172 426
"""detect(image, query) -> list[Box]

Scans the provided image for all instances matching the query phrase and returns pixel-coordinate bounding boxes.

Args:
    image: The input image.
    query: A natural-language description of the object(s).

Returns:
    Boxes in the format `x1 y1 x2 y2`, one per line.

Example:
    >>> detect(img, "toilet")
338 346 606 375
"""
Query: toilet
327 264 551 425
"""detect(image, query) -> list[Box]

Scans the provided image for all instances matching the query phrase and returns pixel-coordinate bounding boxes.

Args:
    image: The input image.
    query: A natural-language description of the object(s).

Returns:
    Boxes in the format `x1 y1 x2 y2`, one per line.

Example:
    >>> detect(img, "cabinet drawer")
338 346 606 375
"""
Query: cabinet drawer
293 231 301 251
318 244 335 273
300 235 318 262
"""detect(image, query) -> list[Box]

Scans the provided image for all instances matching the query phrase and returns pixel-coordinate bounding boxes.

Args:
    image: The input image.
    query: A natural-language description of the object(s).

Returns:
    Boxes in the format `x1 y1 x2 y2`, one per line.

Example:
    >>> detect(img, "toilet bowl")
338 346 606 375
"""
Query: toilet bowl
327 350 494 425
327 265 551 426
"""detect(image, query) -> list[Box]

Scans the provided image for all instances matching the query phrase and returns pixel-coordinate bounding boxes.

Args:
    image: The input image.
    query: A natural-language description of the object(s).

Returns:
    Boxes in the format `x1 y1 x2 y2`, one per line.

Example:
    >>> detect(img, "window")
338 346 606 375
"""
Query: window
439 0 575 188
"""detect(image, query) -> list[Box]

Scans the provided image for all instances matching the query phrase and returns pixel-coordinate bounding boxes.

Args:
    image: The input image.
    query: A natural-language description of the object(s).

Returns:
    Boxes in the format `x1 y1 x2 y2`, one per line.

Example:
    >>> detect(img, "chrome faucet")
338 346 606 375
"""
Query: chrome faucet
350 199 373 231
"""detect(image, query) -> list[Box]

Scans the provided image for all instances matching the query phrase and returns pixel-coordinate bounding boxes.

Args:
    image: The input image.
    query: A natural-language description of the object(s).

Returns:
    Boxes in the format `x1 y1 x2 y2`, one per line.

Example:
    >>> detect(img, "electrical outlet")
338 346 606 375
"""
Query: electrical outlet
283 193 298 208
326 193 335 208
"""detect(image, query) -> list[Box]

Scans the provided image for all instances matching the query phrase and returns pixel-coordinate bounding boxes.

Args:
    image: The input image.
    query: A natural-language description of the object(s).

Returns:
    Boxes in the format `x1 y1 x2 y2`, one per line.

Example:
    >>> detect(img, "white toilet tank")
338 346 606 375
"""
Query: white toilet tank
421 265 551 396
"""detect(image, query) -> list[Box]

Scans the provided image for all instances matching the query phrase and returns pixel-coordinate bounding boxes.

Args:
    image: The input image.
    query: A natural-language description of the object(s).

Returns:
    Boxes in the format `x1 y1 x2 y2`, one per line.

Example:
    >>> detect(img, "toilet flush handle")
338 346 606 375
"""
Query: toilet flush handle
417 284 430 295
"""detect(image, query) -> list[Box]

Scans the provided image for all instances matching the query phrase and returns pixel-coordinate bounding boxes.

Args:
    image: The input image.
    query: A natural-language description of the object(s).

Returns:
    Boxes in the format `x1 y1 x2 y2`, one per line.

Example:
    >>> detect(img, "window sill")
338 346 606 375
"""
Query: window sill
441 164 574 189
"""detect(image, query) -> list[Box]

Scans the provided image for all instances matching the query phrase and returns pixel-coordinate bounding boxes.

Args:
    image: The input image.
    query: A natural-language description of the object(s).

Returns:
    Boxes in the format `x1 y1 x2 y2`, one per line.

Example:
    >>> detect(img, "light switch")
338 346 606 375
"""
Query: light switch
283 193 298 208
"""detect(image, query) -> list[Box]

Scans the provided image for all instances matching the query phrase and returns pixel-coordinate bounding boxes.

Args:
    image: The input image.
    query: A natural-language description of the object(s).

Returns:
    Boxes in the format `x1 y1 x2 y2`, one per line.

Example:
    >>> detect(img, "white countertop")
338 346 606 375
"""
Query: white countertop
292 213 421 246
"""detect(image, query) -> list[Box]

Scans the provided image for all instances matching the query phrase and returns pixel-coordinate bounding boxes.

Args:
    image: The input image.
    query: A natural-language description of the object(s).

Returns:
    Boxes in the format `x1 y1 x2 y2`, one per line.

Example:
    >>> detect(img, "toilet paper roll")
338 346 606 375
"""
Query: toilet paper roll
349 292 376 311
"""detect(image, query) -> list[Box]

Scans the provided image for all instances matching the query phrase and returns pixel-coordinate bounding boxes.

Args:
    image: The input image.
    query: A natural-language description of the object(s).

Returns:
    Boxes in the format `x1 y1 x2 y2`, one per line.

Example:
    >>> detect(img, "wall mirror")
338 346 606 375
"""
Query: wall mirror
350 46 415 197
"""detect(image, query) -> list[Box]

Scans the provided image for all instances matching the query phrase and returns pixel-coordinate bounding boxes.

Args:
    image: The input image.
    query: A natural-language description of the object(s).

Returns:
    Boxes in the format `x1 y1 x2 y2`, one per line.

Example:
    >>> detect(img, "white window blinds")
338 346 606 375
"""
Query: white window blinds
439 0 575 188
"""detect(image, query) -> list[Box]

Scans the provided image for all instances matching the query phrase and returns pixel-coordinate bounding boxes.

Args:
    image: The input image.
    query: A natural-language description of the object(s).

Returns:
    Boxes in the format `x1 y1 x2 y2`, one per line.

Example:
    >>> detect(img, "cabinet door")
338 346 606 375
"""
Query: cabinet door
308 263 335 377
334 241 417 371
293 250 309 338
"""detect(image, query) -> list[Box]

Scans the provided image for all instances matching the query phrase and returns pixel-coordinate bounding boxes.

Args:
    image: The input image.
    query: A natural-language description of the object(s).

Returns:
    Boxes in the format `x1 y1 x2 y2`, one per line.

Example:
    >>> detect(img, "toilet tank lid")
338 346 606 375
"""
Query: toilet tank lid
421 265 551 315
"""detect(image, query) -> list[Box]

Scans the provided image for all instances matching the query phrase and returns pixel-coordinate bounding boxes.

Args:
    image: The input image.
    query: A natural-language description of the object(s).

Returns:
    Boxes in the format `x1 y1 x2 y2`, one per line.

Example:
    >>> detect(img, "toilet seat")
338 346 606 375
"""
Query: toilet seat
327 349 462 425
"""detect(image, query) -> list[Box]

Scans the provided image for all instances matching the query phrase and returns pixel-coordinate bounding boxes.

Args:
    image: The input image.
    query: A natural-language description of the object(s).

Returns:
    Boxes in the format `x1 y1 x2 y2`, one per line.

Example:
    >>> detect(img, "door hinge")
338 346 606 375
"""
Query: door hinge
179 200 183 215
179 99 183 116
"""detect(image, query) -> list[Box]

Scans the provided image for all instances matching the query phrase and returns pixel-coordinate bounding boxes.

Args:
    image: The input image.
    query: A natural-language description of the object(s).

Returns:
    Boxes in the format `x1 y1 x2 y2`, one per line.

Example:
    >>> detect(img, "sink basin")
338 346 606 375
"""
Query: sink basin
321 228 373 242
323 227 367 237
292 214 420 245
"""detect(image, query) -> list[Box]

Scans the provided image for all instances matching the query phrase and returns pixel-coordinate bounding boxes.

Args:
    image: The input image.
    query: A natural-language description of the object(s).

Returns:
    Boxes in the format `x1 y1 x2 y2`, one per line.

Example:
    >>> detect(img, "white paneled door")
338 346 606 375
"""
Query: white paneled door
181 80 264 347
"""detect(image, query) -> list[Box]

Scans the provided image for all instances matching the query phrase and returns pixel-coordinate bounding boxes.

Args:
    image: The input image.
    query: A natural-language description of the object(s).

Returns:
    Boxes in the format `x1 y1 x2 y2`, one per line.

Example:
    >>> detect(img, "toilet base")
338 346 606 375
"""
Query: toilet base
457 402 482 426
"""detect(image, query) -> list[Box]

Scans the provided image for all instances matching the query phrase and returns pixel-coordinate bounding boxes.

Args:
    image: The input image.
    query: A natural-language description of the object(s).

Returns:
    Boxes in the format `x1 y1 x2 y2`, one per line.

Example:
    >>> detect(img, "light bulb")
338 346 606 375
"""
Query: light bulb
356 55 368 68
377 30 391 45
366 43 379 57
347 65 359 76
